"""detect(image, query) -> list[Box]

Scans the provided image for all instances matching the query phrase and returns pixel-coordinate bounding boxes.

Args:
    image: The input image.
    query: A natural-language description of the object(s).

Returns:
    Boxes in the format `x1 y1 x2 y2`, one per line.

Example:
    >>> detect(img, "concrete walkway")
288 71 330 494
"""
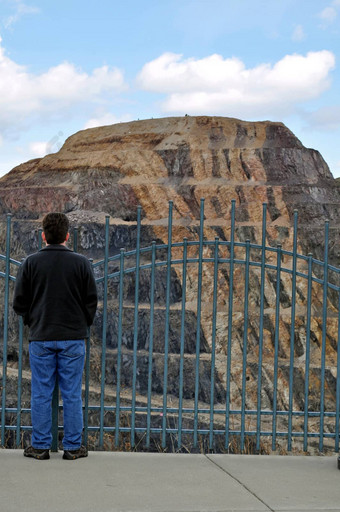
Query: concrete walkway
0 450 339 512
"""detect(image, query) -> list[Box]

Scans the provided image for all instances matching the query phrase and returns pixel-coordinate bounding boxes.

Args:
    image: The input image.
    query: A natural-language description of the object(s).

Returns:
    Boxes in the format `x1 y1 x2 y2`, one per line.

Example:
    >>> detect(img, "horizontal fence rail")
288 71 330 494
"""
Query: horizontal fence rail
1 200 340 454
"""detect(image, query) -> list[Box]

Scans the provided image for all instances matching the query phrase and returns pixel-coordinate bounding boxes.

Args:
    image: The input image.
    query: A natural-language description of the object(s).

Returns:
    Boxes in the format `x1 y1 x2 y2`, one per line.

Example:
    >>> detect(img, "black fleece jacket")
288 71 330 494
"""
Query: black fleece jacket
13 244 98 341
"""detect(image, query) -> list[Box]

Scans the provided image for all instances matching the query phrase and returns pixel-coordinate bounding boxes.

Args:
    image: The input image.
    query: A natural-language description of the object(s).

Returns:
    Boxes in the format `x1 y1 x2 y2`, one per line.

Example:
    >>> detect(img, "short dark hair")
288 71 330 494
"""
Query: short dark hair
42 213 69 244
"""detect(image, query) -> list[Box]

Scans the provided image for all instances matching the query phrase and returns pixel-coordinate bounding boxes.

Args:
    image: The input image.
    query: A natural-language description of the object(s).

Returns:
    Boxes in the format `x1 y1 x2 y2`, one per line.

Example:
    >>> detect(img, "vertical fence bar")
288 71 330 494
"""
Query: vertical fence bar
319 220 329 452
335 288 340 452
83 329 91 447
162 201 173 449
38 228 43 250
193 198 205 447
272 244 282 451
240 239 250 452
99 215 110 448
131 206 142 448
146 242 156 448
73 227 78 253
1 214 12 446
209 237 219 450
303 253 313 452
16 317 24 447
84 258 93 447
256 203 267 452
115 249 125 447
288 210 298 452
178 238 188 450
225 199 236 450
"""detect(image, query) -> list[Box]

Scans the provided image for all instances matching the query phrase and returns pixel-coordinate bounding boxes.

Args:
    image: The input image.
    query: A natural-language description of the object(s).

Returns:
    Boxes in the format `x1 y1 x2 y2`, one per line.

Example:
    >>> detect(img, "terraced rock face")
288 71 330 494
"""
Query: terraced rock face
1 116 340 452
0 115 338 251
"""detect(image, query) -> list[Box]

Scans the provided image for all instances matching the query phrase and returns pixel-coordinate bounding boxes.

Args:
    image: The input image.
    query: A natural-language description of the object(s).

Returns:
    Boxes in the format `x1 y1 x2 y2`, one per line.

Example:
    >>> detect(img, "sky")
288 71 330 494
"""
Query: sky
0 0 339 178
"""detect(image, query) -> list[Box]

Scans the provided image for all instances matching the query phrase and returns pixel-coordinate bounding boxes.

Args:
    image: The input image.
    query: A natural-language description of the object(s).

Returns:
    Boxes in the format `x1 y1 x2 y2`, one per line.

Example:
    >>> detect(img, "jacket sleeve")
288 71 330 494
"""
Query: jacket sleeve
13 259 31 324
83 260 98 326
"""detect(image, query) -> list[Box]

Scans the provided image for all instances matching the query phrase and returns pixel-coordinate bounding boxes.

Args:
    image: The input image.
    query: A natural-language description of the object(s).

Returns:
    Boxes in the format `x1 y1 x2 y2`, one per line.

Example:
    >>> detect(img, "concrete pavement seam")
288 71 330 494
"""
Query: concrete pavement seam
204 455 275 512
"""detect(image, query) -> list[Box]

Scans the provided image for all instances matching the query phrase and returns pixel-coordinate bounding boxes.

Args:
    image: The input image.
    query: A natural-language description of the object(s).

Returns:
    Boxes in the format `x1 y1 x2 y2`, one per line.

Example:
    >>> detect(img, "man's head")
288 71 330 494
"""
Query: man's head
42 213 69 245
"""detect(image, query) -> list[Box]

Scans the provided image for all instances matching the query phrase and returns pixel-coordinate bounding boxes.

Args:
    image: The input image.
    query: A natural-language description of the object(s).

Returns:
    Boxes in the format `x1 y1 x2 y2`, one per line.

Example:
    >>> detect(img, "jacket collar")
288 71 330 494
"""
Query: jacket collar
40 244 73 252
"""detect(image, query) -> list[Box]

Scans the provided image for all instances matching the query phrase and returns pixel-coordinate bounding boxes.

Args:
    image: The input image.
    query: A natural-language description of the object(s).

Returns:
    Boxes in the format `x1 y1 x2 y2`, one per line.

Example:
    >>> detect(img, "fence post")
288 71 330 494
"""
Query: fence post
319 220 329 452
241 239 250 452
272 243 282 451
16 317 24 447
131 206 142 448
1 214 12 447
225 199 236 450
303 253 313 452
146 242 156 449
256 202 267 452
288 210 298 451
162 201 173 449
193 198 205 447
99 215 110 448
115 249 125 448
178 238 188 450
209 237 219 450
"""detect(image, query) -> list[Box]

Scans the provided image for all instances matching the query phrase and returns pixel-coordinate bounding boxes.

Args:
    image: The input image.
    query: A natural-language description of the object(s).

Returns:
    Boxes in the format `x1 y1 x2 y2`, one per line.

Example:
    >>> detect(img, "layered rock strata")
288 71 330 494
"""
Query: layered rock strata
1 116 340 452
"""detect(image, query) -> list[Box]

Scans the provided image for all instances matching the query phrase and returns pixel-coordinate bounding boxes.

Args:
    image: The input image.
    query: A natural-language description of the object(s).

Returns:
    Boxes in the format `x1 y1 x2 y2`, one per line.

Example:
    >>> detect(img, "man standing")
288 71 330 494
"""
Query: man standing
13 213 98 460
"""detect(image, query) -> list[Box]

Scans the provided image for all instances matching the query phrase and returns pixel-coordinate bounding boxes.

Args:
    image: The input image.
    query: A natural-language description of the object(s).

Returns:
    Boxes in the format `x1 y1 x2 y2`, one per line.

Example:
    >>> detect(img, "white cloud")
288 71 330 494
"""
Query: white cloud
4 1 40 29
291 25 305 42
137 51 335 118
28 141 51 157
319 6 337 22
0 36 126 139
83 112 132 129
318 1 340 25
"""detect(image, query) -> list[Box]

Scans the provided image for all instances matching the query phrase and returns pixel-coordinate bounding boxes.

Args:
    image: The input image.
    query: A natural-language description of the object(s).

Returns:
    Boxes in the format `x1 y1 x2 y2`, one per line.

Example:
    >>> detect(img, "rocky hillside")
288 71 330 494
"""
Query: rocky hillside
1 116 340 452
1 116 339 260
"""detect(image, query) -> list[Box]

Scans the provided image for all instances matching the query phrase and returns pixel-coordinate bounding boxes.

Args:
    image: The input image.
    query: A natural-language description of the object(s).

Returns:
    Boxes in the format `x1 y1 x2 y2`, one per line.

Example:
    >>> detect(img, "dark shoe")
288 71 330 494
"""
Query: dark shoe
338 457 340 470
63 445 88 460
24 445 50 460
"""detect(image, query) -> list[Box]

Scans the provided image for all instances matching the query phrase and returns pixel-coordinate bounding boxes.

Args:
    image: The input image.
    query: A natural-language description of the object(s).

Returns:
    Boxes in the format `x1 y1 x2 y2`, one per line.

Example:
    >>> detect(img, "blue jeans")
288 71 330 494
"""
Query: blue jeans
29 340 85 450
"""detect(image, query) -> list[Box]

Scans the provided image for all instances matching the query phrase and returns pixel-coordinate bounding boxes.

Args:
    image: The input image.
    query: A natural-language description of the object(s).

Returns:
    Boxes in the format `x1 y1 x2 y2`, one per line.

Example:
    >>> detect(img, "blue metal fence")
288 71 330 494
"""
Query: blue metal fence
1 200 340 453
